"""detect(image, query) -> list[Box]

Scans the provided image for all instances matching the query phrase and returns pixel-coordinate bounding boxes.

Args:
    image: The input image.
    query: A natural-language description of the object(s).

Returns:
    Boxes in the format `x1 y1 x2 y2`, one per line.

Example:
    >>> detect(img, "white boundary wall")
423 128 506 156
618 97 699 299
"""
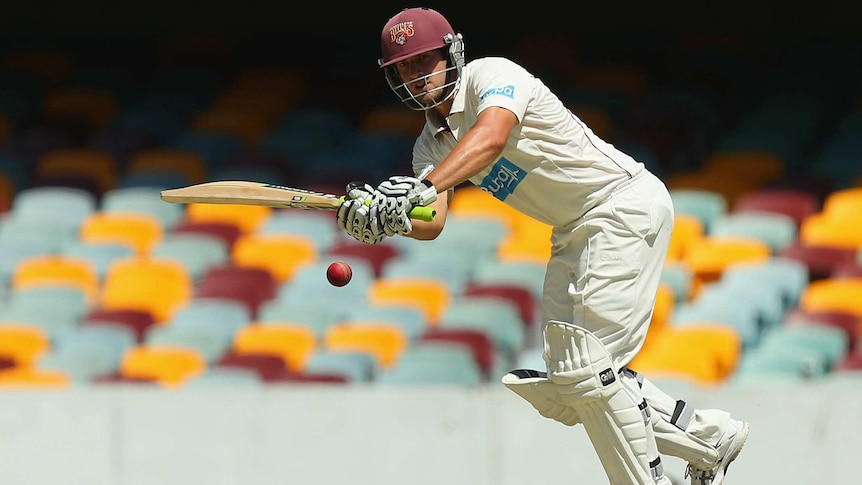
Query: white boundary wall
0 379 859 485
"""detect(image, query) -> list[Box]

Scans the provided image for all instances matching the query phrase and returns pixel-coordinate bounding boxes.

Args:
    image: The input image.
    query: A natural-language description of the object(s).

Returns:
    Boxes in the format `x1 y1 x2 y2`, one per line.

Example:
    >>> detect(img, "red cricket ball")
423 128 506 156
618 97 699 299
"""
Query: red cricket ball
326 260 353 287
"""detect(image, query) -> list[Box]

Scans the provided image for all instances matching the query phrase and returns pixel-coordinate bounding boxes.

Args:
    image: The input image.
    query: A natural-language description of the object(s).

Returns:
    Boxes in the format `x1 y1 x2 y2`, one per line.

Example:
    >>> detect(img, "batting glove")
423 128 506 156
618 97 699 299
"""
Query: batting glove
345 181 376 202
373 176 438 235
336 198 388 245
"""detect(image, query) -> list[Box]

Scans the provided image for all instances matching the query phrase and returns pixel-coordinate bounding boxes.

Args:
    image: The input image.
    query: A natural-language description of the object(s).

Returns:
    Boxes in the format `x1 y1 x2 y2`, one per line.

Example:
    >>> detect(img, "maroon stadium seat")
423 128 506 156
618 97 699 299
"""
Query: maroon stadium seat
463 282 537 327
84 308 156 342
173 221 242 251
732 188 821 228
197 265 277 319
778 242 858 281
420 327 495 378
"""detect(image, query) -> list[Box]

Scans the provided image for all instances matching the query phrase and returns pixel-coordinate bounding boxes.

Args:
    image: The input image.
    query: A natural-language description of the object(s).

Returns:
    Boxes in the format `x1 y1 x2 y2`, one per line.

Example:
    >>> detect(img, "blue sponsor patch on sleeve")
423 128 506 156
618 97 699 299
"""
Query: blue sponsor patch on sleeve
479 85 515 101
478 157 525 201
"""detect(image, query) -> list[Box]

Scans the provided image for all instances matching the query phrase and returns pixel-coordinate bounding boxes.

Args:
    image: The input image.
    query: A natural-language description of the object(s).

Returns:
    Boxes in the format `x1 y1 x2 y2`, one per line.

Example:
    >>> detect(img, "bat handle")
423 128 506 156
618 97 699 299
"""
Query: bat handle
337 196 437 222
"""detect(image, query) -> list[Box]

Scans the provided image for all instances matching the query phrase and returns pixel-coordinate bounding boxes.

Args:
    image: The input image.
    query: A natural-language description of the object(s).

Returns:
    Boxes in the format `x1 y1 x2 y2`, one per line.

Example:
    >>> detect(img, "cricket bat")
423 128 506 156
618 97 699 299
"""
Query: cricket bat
160 181 437 221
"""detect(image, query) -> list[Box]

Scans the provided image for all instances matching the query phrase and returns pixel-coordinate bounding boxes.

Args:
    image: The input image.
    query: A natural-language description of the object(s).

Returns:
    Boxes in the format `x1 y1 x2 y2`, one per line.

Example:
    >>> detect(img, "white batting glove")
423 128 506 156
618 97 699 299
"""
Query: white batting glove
373 176 438 235
336 198 388 245
345 181 376 202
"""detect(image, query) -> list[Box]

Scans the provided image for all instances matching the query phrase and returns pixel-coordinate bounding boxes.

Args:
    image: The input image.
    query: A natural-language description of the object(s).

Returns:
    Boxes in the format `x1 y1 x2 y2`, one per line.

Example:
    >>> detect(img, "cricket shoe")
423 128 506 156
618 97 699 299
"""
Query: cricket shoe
685 418 749 485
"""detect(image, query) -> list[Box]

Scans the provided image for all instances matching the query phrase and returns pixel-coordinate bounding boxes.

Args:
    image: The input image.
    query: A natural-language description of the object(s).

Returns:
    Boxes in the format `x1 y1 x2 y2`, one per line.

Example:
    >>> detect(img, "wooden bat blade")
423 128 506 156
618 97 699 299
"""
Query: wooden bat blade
160 181 342 210
160 180 437 221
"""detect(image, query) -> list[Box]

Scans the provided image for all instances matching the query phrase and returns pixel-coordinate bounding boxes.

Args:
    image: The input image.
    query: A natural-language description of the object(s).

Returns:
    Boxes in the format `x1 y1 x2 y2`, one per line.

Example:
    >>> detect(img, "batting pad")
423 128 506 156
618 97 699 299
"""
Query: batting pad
544 321 665 484
502 369 581 426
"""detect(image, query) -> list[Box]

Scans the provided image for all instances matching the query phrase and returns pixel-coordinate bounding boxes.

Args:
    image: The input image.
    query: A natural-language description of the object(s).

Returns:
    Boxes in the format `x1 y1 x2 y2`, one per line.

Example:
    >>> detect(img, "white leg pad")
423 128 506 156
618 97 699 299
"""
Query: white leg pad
544 321 661 484
502 369 581 426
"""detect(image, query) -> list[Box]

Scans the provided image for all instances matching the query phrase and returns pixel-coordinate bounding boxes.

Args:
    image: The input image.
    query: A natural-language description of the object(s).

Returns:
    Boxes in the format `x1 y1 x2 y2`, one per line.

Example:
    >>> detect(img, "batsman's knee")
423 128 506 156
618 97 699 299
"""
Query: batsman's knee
543 320 621 403
501 369 581 426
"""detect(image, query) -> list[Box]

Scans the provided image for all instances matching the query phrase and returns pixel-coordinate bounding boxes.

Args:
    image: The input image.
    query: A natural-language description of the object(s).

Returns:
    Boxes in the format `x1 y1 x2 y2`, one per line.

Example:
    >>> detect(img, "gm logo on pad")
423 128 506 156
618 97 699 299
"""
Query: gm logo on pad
480 85 515 101
478 157 524 201
599 368 616 386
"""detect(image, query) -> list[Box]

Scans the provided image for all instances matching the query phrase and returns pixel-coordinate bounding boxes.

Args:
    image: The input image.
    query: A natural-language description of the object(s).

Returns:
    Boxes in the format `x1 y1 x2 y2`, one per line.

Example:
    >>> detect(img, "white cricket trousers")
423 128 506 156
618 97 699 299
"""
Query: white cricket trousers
542 168 730 463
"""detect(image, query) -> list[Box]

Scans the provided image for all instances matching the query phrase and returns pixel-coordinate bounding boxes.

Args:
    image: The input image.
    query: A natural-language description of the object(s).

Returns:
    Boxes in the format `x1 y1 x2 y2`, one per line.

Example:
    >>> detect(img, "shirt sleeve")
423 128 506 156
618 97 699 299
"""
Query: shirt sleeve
470 58 533 122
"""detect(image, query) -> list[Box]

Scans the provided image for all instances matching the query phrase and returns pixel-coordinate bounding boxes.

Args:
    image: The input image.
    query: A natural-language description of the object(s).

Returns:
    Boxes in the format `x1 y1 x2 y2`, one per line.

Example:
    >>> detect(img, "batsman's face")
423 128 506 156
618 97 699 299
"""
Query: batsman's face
395 50 448 106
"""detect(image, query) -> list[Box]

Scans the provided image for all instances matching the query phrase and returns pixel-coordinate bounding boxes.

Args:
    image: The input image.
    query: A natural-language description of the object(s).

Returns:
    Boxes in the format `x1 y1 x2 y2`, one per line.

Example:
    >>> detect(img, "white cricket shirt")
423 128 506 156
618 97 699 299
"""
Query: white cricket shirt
413 57 645 228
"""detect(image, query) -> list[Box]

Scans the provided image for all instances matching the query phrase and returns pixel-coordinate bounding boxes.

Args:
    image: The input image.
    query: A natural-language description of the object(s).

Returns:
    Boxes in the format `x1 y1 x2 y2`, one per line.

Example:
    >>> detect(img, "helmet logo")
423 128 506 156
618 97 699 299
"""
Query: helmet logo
389 21 415 45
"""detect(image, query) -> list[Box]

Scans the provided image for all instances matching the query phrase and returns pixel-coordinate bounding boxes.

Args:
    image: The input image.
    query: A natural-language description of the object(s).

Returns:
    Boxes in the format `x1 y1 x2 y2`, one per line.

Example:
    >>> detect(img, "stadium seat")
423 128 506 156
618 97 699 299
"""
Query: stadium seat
216 352 291 381
101 186 184 230
798 212 862 250
0 293 83 340
799 278 862 318
303 350 377 383
720 257 810 310
41 324 137 381
669 188 727 233
665 214 705 263
437 297 526 360
380 255 471 296
376 341 483 387
118 170 192 190
757 323 848 371
784 309 861 353
192 108 274 149
358 104 426 137
471 259 547 302
258 211 340 253
462 282 538 328
35 148 117 195
84 308 156 343
419 327 495 379
368 277 452 326
126 148 208 185
11 255 99 301
118 345 206 387
326 240 401 278
196 265 276 319
171 131 245 171
628 323 742 385
821 187 862 220
172 221 242 251
144 319 236 364
184 367 262 387
150 233 229 282
323 322 409 369
41 88 118 131
0 214 79 252
732 188 820 228
0 324 50 365
660 263 694 303
447 185 520 228
99 257 193 324
232 323 317 372
184 202 271 235
709 212 797 253
671 298 760 349
779 241 858 281
11 186 96 232
345 304 428 340
645 283 675 349
79 211 163 256
0 173 11 214
681 236 771 292
61 241 135 279
231 233 318 282
169 298 251 332
701 150 785 188
257 300 345 339
6 285 89 322
0 366 71 388
697 278 785 331
732 346 829 383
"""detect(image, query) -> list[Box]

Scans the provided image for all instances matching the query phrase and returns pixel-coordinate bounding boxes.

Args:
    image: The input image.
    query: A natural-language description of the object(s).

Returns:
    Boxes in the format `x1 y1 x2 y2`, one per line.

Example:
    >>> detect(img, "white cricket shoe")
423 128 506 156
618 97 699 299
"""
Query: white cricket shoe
686 419 749 485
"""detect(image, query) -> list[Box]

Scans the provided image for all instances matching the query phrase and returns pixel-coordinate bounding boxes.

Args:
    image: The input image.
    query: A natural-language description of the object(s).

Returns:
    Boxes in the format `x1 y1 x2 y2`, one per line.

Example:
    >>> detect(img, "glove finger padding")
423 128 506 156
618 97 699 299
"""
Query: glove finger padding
337 199 387 245
371 191 412 236
345 181 376 202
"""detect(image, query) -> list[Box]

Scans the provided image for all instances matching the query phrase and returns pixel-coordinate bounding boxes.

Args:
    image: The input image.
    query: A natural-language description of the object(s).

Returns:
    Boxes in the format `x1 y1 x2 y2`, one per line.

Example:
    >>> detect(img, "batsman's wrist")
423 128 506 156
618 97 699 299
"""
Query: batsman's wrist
413 180 438 206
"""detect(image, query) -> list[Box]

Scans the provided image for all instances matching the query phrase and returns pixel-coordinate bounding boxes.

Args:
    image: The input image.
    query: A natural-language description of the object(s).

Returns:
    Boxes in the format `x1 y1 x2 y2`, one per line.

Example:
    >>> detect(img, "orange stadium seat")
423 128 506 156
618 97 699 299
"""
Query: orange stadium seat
323 322 409 369
682 236 771 294
645 283 675 350
192 108 274 148
447 185 518 229
232 323 317 372
497 215 553 264
0 324 50 365
184 203 272 235
41 88 118 130
359 104 427 137
799 278 862 319
119 345 206 387
665 170 755 209
211 87 296 124
368 277 452 326
0 366 71 389
628 323 742 385
126 149 208 185
11 254 99 301
798 212 862 250
230 67 306 109
231 233 317 282
821 187 862 220
99 257 193 324
701 150 785 189
36 148 118 195
666 213 705 263
79 212 163 256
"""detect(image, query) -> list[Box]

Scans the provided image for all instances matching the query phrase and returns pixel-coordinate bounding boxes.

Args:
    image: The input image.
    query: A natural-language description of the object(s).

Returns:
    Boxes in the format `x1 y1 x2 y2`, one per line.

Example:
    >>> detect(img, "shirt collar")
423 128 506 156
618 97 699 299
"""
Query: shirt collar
426 66 469 138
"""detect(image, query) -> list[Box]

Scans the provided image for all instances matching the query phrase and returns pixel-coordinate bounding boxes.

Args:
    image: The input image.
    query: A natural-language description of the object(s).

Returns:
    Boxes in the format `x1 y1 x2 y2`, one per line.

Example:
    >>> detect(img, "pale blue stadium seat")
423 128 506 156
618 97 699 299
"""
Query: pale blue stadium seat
0 239 57 285
259 212 339 253
343 304 428 341
277 258 374 309
40 324 137 381
150 233 228 281
101 186 184 230
669 189 727 233
171 131 244 172
304 350 377 383
376 341 483 387
671 299 760 349
168 298 252 336
0 214 79 252
380 255 472 296
471 259 546 303
7 286 89 322
390 213 509 261
257 300 345 338
757 323 849 371
0 305 81 341
144 322 235 364
11 186 97 233
721 257 809 310
731 346 829 383
185 367 262 387
438 297 526 362
61 241 135 279
710 212 798 253
660 263 694 303
697 279 785 331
